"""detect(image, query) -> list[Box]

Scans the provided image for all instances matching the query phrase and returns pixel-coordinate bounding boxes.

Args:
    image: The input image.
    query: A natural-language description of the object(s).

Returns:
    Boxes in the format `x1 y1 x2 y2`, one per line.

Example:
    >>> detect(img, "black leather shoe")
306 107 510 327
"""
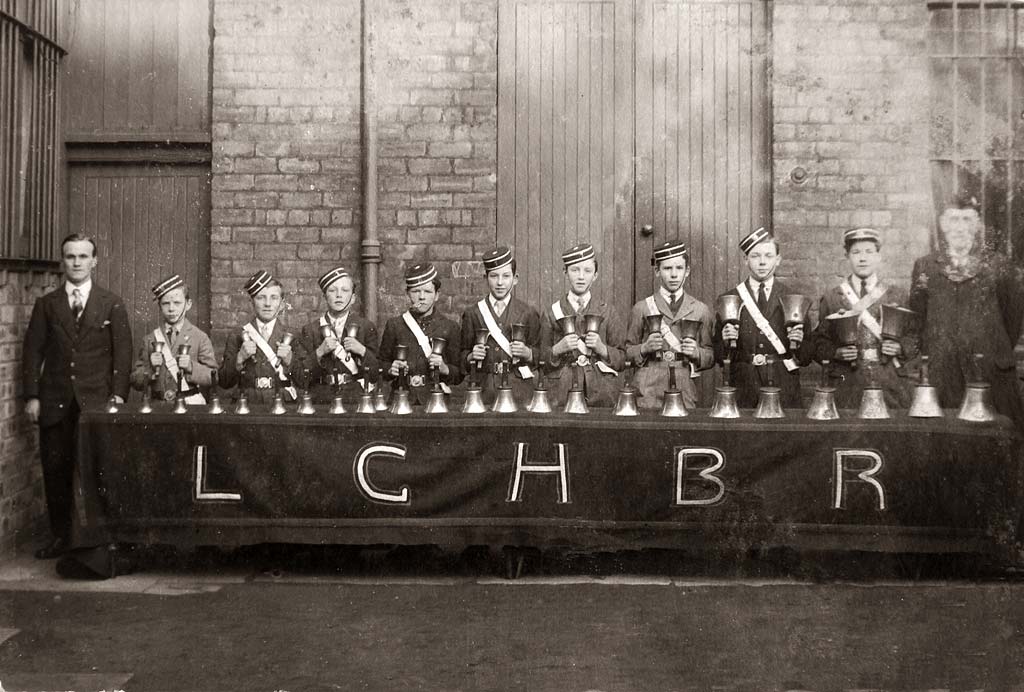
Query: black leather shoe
34 537 67 560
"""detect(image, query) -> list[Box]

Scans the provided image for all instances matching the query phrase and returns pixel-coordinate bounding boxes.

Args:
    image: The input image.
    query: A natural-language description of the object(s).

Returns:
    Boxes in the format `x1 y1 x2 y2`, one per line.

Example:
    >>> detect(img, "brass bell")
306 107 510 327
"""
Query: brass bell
563 365 588 415
389 388 414 415
908 356 943 418
708 386 740 418
880 304 916 342
660 365 688 417
424 390 449 414
780 294 808 351
806 360 839 421
857 386 890 419
957 383 998 423
491 386 518 414
105 395 120 414
754 386 785 418
270 392 287 415
613 388 639 416
374 388 389 412
356 391 376 414
463 386 488 414
717 295 742 349
582 314 604 334
207 372 224 414
526 387 553 414
296 392 316 415
329 394 347 415
173 395 188 414
234 393 250 415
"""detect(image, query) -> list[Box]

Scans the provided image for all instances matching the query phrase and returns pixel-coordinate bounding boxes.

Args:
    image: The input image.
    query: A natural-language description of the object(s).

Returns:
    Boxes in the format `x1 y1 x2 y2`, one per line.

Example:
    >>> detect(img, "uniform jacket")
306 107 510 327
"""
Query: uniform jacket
810 279 918 408
219 318 296 404
22 283 133 427
459 295 542 403
712 278 815 408
130 319 218 402
909 251 1024 423
539 295 625 407
293 313 379 403
624 291 714 409
380 309 463 406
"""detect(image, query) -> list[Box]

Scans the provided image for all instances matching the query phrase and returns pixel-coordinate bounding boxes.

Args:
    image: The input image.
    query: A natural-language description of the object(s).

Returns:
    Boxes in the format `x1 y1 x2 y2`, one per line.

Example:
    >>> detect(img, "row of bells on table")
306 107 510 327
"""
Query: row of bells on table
111 353 998 422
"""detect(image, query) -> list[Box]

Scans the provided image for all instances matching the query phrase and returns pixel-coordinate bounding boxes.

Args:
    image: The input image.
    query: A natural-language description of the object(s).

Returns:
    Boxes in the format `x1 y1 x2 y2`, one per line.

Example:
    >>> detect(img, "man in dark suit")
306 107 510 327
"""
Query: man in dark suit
712 227 815 408
22 233 133 559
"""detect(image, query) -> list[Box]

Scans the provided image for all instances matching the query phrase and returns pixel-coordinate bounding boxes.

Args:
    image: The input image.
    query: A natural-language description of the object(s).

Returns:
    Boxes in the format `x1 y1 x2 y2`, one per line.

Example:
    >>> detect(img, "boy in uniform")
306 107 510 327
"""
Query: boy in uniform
130 274 218 406
713 227 814 408
294 266 379 404
624 240 714 409
539 243 625 407
219 270 296 405
379 263 463 406
460 246 542 404
811 228 917 408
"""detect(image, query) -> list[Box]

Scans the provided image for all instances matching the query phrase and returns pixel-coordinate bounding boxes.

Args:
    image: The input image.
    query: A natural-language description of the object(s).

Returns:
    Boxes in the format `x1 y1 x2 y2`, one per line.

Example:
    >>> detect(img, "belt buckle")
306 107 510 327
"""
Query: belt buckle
163 390 176 402
255 377 273 389
409 374 425 387
576 354 590 367
662 350 676 363
752 354 767 366
862 348 880 362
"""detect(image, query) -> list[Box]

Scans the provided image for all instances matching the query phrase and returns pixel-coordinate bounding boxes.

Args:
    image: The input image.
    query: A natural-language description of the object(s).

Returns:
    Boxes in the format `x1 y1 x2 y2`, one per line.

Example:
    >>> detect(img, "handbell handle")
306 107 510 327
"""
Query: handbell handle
919 355 930 386
667 364 677 391
819 359 831 388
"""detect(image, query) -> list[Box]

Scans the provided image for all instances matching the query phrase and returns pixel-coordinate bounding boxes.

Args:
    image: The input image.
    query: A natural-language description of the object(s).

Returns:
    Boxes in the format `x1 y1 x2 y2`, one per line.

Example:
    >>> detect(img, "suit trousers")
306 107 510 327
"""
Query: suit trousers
39 399 80 541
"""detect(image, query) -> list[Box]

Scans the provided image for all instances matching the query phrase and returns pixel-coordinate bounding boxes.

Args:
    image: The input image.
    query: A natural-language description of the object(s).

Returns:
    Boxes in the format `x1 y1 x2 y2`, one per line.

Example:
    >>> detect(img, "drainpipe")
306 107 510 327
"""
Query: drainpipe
359 0 380 322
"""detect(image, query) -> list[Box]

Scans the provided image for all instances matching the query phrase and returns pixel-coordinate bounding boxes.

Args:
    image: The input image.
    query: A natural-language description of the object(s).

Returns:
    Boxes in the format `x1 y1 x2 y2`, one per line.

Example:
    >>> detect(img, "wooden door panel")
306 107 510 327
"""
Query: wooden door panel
67 163 211 351
497 0 634 323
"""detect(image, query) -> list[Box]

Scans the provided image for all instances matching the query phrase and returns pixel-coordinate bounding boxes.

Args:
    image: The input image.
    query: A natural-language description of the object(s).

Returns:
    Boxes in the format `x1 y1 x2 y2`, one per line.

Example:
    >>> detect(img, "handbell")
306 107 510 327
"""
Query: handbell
374 384 389 412
957 383 998 423
781 294 809 351
708 386 741 418
564 388 589 415
492 386 518 414
344 323 360 340
660 365 689 417
139 393 153 414
908 355 943 418
807 359 839 420
430 336 447 356
105 395 120 414
280 332 294 347
677 319 702 342
717 295 742 349
329 394 347 415
880 304 916 341
582 313 604 334
526 363 553 414
612 387 639 416
207 394 224 415
556 315 578 337
173 395 188 414
234 392 250 415
270 392 287 415
754 386 785 418
356 391 376 414
297 391 316 415
858 386 890 419
424 389 449 414
511 322 528 343
644 314 664 337
388 388 414 415
462 386 488 414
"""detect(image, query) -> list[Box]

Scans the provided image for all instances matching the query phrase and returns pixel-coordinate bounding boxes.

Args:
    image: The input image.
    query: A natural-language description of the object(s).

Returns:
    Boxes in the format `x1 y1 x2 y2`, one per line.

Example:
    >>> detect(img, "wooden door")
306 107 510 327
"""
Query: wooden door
67 163 212 350
497 0 635 322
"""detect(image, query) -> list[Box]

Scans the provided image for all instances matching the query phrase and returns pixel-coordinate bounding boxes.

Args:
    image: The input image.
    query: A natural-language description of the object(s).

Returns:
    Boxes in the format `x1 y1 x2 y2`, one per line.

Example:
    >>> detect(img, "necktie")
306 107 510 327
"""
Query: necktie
669 292 682 314
756 282 768 313
494 299 505 317
71 289 83 323
859 278 867 298
260 323 270 341
166 326 175 344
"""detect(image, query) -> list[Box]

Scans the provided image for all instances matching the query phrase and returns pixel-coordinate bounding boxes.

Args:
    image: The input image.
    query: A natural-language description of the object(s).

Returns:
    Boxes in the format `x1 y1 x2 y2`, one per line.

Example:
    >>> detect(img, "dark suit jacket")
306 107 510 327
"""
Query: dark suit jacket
539 296 626 407
22 283 133 427
459 295 542 401
293 313 380 403
219 319 296 404
380 310 464 406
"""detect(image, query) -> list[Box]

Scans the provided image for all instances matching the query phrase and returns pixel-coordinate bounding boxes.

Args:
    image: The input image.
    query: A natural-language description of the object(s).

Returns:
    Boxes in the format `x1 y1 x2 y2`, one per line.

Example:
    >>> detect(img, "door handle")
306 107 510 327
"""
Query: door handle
639 224 653 237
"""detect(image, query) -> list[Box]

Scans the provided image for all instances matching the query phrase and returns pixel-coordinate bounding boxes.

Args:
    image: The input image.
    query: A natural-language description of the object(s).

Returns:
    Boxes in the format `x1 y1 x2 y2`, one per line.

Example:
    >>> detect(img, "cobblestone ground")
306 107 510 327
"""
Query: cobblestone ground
0 546 1020 691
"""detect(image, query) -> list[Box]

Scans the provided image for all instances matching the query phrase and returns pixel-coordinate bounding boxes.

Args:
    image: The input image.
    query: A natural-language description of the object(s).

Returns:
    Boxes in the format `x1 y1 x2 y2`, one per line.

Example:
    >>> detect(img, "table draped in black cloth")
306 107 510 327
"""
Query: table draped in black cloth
73 407 1024 563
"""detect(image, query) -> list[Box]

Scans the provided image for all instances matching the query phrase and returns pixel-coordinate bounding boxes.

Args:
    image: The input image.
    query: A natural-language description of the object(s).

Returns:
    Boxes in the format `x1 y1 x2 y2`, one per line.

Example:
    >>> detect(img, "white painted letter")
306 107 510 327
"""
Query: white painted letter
507 442 570 504
833 449 885 510
192 445 242 502
674 447 726 506
354 443 410 504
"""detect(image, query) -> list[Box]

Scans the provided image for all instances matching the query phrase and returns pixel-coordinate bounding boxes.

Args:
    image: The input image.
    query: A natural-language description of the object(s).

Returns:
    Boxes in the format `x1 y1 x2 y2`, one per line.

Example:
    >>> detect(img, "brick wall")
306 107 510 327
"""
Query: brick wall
0 270 60 554
211 0 498 345
771 0 934 311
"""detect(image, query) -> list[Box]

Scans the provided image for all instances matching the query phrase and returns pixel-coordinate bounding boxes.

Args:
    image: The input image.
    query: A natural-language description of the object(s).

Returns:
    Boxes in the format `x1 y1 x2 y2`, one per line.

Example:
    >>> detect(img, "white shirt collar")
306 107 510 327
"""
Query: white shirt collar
568 291 591 312
850 274 878 291
65 279 92 303
659 287 682 304
489 294 507 309
328 311 349 329
748 276 775 296
163 320 184 335
255 317 277 335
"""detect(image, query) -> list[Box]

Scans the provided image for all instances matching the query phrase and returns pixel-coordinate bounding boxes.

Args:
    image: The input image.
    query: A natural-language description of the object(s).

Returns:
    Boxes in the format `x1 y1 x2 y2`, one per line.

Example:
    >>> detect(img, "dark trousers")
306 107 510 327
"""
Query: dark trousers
38 399 80 541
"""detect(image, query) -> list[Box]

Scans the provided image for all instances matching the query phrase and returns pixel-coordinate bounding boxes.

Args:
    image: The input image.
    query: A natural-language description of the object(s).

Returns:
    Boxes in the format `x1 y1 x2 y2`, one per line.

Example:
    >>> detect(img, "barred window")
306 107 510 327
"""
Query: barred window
0 1 63 263
929 1 1024 260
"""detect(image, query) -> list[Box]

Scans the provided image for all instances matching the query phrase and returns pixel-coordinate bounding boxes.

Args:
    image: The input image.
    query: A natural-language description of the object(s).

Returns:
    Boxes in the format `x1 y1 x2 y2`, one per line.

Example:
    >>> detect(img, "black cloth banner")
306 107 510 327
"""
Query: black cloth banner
75 408 1024 560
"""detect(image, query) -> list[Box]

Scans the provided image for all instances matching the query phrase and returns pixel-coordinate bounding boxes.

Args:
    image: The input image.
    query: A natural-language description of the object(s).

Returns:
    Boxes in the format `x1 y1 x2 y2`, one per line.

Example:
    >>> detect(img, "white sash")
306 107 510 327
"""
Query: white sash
735 283 798 372
319 315 359 375
243 322 298 398
153 328 205 404
644 296 696 378
478 300 533 379
551 300 617 376
838 281 900 367
402 311 451 393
